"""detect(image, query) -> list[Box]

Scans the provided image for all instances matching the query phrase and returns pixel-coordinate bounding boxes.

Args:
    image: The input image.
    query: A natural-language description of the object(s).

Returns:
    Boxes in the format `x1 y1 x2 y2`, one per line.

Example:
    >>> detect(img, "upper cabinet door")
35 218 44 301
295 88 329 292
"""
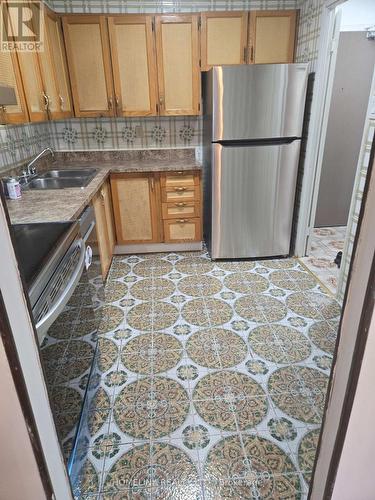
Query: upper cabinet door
155 15 200 116
108 15 158 116
29 4 62 120
4 3 48 122
249 10 297 64
62 15 114 117
0 15 29 124
44 9 73 118
200 12 248 70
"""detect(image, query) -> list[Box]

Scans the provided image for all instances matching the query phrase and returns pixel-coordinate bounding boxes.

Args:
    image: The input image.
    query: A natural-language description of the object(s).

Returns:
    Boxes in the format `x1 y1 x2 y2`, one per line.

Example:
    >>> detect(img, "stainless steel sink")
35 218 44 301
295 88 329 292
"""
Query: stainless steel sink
24 168 98 190
26 178 91 190
39 168 97 180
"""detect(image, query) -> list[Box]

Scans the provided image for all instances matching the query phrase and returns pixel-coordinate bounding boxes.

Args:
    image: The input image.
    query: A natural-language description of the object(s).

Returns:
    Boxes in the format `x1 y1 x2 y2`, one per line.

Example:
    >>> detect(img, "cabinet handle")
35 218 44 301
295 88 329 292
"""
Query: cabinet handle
150 177 155 191
100 188 105 200
176 171 184 175
108 97 113 110
175 202 186 207
177 219 189 224
250 46 254 63
42 92 49 110
115 95 120 110
59 94 64 109
159 95 164 106
175 187 186 192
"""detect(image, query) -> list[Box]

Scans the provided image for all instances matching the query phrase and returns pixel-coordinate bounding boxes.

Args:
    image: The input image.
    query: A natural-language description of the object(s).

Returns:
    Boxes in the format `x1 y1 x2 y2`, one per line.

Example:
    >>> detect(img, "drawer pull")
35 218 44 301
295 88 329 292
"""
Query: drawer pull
175 202 187 207
177 219 189 224
176 171 184 175
175 187 187 192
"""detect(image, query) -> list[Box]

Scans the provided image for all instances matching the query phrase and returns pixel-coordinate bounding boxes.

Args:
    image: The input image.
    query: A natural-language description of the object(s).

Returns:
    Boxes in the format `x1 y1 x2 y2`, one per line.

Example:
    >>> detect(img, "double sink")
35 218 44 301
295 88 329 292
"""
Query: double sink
23 167 98 190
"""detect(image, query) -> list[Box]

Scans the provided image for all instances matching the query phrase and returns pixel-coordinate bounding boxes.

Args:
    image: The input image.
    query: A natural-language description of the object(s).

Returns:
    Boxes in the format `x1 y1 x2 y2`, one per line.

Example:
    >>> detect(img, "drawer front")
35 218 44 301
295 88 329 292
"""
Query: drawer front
164 218 201 242
162 185 200 203
161 171 199 188
162 201 200 219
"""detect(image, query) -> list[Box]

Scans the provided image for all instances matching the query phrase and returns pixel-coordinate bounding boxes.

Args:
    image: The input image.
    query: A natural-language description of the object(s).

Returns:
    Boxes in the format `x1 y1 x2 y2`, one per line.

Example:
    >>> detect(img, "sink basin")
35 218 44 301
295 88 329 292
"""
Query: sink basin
39 168 97 180
24 168 98 190
26 177 90 190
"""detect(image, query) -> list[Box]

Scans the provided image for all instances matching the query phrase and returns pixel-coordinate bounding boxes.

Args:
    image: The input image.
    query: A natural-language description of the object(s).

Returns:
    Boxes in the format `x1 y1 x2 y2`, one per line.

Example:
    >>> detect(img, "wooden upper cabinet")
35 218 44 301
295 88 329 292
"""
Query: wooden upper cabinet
249 10 297 64
0 45 29 124
108 15 157 116
200 12 248 70
44 9 73 118
29 4 62 120
62 15 114 117
4 3 47 122
155 15 200 116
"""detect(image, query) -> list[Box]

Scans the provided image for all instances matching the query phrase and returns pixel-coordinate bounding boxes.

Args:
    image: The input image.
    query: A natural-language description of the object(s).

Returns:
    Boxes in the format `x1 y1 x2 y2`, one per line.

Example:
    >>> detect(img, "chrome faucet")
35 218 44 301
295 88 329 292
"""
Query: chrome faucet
26 148 54 175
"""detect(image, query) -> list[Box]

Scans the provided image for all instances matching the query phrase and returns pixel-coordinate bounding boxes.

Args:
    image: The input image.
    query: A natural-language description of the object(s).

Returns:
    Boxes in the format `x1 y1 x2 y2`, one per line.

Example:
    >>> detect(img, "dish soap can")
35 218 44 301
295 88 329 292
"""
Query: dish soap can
7 178 22 200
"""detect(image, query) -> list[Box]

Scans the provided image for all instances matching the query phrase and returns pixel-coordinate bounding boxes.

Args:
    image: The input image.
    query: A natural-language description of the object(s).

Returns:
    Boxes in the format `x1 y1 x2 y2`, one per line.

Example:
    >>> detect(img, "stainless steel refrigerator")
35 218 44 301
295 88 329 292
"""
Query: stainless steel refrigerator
202 63 309 259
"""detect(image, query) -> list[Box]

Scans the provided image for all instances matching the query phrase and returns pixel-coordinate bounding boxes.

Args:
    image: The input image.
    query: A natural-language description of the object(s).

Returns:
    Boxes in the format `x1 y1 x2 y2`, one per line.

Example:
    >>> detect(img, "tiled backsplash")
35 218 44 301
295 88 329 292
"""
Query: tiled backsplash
0 123 53 174
50 116 202 151
0 117 201 173
48 0 298 13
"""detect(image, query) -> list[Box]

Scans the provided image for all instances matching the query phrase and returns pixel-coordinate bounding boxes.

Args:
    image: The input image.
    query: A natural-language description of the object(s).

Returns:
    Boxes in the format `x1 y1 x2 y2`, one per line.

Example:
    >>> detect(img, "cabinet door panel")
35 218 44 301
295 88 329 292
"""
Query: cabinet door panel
45 11 72 117
102 181 116 251
108 16 157 116
0 47 29 123
63 16 114 116
201 12 248 70
155 15 200 116
4 4 47 122
92 188 112 279
111 174 160 244
249 10 297 64
15 51 48 121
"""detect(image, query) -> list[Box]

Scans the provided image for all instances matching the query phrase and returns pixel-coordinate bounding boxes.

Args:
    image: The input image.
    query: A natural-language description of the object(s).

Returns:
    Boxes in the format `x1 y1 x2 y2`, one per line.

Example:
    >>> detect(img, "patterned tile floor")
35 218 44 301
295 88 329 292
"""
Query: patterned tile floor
300 226 346 294
70 249 341 499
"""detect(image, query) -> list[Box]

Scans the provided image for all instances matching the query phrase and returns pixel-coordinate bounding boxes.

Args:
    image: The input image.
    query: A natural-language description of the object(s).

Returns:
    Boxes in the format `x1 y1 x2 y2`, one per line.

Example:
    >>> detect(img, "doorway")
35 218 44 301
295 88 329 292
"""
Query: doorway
300 0 375 296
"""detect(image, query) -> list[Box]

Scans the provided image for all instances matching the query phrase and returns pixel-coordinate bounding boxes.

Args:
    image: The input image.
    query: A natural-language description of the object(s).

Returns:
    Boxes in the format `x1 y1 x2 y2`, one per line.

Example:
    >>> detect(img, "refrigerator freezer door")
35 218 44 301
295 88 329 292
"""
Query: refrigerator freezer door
209 64 308 141
211 141 301 259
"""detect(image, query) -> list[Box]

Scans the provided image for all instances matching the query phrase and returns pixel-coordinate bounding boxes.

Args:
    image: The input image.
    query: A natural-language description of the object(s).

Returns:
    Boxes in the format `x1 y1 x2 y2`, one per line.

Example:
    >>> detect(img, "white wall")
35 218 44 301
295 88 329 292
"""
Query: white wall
340 0 375 32
331 302 375 499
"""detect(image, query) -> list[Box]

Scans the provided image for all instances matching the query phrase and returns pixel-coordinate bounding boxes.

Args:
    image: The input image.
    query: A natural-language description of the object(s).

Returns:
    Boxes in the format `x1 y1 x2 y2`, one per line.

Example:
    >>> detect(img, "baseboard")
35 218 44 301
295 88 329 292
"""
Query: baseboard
114 241 203 254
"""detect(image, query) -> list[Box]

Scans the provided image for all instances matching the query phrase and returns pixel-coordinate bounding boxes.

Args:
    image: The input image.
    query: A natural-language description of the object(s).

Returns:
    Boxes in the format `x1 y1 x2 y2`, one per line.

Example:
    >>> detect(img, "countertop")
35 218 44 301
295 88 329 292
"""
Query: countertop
6 155 202 224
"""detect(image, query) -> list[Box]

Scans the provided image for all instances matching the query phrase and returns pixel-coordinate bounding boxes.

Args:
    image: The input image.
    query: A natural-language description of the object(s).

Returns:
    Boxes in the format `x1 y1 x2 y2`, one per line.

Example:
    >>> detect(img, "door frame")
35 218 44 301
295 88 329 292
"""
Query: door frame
309 131 375 500
294 0 346 257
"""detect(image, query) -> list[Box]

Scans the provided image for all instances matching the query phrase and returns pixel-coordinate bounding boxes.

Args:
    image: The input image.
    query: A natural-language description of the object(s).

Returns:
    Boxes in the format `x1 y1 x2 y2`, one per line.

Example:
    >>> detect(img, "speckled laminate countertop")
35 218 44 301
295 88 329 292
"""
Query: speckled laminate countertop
7 151 202 224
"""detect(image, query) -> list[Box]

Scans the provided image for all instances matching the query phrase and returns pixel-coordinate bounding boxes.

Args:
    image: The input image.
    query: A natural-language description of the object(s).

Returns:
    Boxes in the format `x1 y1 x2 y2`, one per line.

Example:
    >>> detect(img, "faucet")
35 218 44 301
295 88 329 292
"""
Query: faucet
26 148 54 176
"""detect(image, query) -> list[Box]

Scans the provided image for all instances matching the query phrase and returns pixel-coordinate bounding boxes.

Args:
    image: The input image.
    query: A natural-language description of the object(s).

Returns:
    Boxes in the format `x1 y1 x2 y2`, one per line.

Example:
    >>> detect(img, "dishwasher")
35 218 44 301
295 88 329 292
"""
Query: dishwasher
11 206 103 494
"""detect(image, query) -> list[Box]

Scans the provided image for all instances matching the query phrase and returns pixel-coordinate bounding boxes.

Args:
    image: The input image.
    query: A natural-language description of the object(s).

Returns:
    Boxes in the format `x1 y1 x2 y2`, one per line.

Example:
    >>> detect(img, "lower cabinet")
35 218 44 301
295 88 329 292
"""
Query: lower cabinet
110 170 202 246
110 172 161 244
91 180 115 279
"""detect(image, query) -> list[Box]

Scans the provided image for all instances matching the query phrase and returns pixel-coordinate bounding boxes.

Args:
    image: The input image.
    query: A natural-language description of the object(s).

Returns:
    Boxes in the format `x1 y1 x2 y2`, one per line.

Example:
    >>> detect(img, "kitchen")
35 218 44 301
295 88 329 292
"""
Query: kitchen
0 1 373 499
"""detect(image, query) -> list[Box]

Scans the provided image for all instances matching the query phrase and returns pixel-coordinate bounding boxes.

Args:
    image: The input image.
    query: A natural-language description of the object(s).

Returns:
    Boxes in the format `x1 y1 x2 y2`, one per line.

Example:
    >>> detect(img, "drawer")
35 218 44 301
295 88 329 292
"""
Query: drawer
161 170 199 188
162 201 200 219
161 184 200 203
163 218 202 242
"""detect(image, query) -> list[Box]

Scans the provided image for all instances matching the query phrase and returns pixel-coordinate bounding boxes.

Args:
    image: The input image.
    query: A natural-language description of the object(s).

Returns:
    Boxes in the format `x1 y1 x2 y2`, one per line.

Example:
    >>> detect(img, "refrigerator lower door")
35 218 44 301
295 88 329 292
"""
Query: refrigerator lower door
211 141 301 259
